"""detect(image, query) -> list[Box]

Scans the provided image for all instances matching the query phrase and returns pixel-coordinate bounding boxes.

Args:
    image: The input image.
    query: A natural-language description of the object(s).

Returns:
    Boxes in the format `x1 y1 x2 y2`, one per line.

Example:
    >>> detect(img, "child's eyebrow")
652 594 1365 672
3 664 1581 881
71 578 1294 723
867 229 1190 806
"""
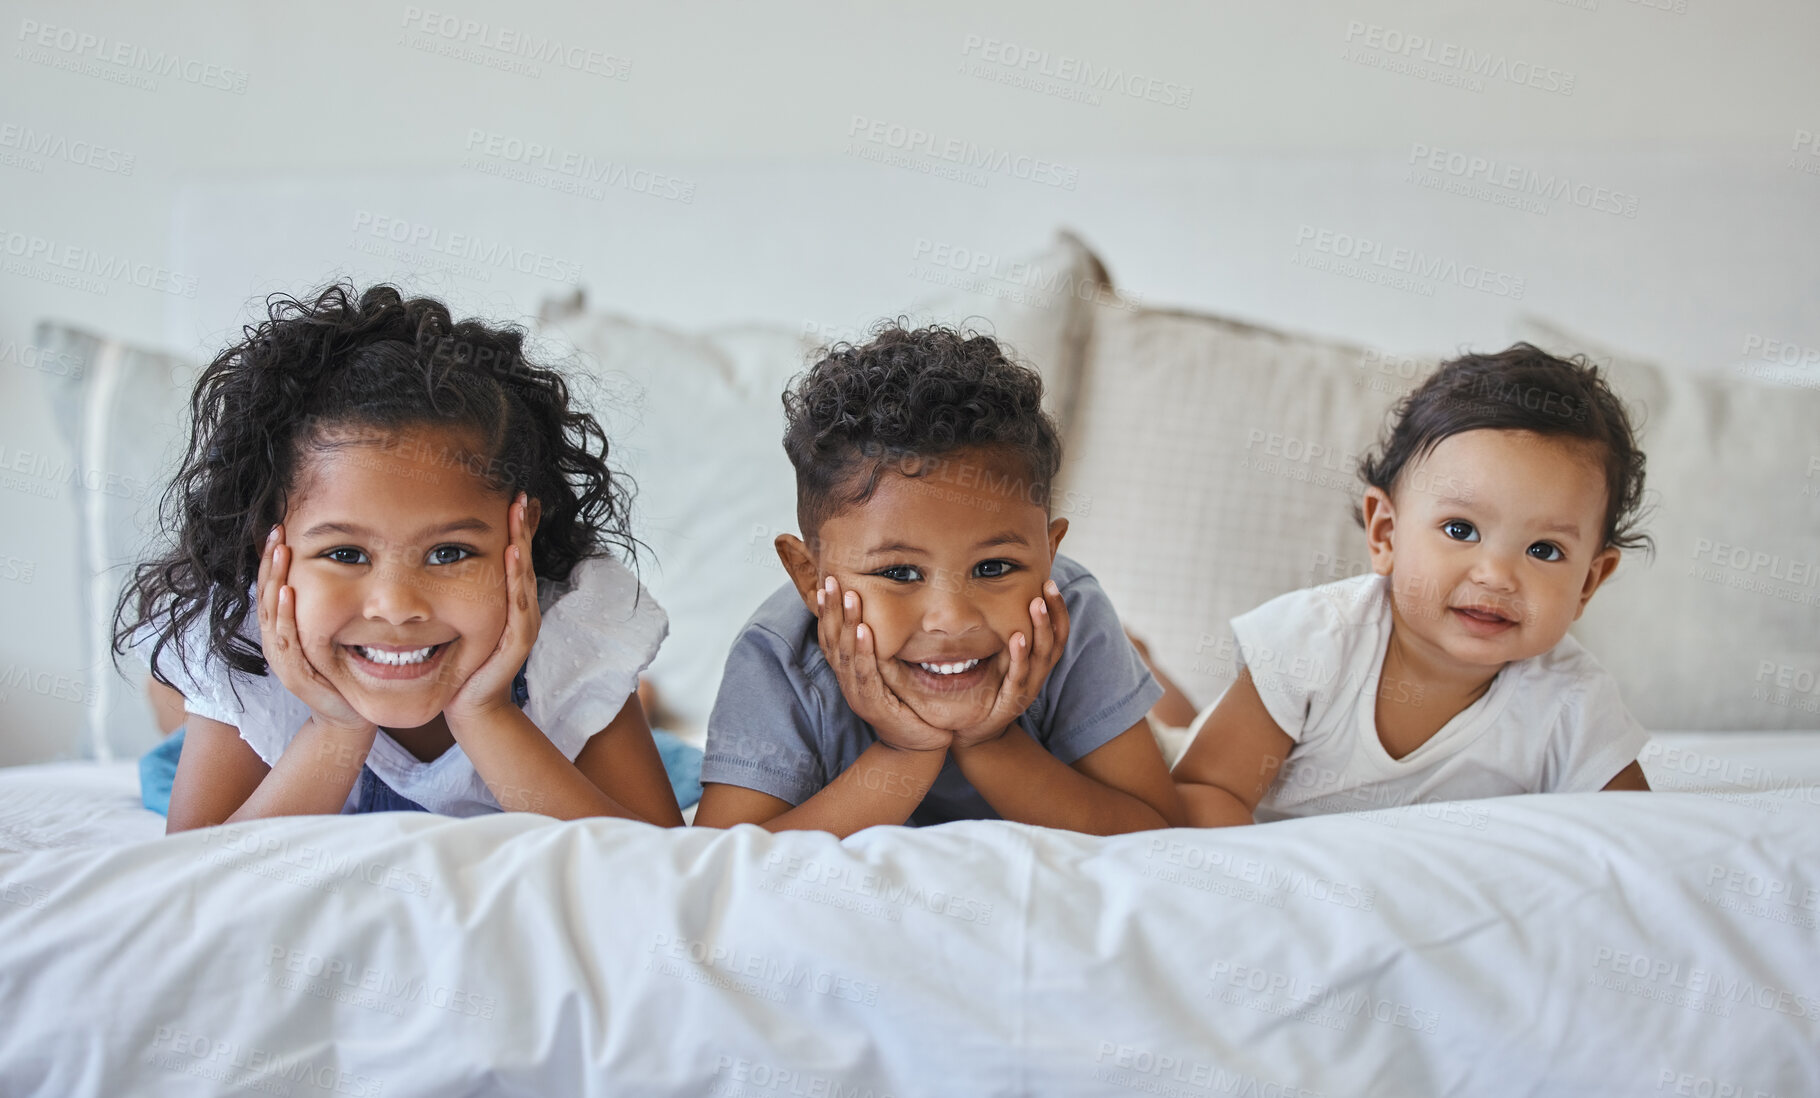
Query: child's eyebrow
975 531 1032 549
862 530 1031 556
298 518 493 541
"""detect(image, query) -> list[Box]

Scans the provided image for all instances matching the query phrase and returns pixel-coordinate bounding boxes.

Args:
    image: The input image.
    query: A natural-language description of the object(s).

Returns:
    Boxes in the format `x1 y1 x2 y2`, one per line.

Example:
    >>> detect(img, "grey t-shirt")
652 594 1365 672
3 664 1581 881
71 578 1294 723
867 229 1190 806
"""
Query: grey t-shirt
700 554 1163 826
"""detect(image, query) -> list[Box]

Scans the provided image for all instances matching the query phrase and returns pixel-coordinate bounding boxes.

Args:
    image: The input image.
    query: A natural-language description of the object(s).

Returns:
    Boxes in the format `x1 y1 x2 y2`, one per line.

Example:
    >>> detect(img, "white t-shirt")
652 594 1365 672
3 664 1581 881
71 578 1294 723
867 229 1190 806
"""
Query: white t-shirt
141 556 667 816
1207 573 1647 823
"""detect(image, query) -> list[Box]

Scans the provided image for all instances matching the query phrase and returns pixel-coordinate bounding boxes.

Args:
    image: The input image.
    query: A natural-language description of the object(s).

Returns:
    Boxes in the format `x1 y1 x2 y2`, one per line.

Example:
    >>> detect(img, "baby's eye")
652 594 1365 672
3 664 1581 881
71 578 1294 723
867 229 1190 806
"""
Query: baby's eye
877 565 923 583
324 547 368 565
427 545 475 566
974 559 1016 579
1441 520 1478 542
1528 542 1564 562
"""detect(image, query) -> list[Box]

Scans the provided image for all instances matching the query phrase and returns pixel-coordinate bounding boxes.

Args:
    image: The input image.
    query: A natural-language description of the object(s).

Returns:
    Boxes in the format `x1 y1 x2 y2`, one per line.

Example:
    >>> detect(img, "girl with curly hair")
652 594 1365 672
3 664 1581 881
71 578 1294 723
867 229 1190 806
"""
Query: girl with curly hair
118 283 685 830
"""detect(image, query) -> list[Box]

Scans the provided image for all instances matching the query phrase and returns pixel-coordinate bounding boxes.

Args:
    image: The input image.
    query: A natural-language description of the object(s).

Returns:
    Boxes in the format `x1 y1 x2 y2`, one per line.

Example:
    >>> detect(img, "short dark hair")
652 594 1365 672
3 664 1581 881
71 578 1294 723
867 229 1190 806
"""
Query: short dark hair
1358 342 1650 553
781 322 1062 538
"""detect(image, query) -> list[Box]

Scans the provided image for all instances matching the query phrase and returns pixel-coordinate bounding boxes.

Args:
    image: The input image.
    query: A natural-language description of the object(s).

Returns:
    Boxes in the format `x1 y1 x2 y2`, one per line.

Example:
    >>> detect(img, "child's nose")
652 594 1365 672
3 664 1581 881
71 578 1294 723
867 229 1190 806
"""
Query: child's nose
363 567 433 623
1469 550 1520 592
919 582 986 634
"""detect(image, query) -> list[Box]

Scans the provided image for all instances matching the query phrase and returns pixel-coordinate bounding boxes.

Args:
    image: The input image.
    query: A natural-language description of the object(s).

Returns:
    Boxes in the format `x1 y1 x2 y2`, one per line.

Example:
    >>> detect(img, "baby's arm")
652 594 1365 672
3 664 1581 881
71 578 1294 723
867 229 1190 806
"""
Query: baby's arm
1170 668 1296 827
694 742 948 837
953 719 1184 833
166 710 375 832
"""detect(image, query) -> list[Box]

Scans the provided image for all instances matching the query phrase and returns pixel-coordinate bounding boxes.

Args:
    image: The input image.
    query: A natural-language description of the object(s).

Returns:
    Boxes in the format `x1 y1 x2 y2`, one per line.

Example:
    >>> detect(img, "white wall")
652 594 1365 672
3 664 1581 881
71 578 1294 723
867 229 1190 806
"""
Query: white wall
3 0 1817 762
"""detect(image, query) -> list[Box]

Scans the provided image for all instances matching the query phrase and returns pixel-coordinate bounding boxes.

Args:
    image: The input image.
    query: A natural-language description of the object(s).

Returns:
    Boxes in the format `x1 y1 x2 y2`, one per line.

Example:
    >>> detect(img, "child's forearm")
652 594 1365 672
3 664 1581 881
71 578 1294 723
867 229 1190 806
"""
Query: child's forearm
954 728 1172 835
228 718 374 823
757 741 948 838
1176 781 1258 828
450 705 652 821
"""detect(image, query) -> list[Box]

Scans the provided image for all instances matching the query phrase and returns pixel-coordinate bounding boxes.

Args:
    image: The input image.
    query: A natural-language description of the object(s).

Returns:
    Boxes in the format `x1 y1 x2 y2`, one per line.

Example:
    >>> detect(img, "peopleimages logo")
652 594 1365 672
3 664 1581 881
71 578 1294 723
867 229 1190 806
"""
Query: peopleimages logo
349 211 583 284
398 6 630 79
14 19 250 93
958 34 1193 109
462 129 695 203
846 115 1078 190
1407 143 1639 218
1341 21 1576 96
0 122 136 175
1292 224 1526 299
0 228 199 297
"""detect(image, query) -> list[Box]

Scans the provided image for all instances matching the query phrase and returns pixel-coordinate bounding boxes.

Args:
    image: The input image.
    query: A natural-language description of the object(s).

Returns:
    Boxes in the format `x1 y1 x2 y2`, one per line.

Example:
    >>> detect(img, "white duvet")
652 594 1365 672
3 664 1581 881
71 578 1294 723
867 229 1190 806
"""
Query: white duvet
1 737 1817 1097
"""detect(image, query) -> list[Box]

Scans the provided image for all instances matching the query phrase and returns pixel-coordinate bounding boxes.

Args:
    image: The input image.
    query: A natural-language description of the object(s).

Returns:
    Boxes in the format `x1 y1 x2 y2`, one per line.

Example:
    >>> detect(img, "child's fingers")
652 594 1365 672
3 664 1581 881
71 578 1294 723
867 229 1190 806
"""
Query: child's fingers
815 576 841 660
256 533 277 633
1027 596 1055 673
851 622 880 696
273 584 307 673
1043 579 1070 656
824 579 851 673
842 587 863 640
999 630 1031 711
508 545 540 645
500 545 523 644
278 582 331 691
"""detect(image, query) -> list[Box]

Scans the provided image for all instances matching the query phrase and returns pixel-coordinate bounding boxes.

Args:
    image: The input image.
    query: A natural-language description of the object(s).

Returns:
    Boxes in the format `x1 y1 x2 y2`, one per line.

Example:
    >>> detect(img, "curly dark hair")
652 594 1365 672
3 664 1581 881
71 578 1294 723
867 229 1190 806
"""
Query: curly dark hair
1357 342 1650 553
782 321 1062 538
114 282 640 687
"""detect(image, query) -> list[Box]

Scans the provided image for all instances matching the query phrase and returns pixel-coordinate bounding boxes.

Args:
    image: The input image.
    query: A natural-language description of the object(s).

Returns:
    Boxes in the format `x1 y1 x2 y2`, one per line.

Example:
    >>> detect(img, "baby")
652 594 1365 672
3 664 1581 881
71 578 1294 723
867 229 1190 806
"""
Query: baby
1173 344 1652 826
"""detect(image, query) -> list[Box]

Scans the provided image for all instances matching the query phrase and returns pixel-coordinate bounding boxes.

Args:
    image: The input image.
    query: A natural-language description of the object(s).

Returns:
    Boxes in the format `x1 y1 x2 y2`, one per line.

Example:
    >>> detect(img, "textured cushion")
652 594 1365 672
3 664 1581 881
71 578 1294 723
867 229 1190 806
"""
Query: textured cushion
1053 297 1427 714
1514 319 1820 730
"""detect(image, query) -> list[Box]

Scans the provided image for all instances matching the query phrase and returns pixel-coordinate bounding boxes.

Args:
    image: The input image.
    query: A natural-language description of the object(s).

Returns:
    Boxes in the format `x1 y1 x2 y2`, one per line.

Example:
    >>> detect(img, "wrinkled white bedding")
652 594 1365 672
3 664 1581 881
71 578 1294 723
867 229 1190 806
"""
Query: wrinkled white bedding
1 735 1816 1097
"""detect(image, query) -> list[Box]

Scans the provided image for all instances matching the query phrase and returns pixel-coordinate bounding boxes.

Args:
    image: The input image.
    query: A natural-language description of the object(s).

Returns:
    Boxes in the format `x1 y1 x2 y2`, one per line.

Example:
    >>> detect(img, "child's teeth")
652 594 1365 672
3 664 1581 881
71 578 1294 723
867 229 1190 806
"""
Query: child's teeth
359 645 435 666
918 658 980 675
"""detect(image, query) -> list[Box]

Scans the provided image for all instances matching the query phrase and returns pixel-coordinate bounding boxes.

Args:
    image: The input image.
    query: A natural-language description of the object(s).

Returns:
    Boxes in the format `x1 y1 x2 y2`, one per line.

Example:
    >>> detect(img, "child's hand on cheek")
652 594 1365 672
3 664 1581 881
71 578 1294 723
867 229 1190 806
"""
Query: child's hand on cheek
949 579 1070 750
258 526 375 738
815 577 951 754
446 494 541 735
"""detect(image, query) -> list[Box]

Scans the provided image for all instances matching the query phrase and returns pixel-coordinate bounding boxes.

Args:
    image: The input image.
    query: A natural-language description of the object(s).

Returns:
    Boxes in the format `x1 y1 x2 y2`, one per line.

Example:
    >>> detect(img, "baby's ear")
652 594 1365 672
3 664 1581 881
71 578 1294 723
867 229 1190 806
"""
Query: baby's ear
774 534 820 610
1574 546 1622 618
522 495 543 541
1362 487 1396 575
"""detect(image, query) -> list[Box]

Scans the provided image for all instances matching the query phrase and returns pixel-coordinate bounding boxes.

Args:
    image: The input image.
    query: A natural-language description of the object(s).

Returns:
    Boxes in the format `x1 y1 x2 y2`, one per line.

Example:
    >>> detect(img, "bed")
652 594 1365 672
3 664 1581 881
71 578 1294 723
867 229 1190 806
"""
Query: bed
8 233 1818 1096
2 733 1817 1096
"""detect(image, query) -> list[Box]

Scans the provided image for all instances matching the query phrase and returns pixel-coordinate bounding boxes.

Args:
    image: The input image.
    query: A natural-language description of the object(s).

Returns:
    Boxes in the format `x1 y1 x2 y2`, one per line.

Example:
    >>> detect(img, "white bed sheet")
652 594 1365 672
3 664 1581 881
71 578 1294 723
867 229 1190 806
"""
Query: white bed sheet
1 734 1816 1097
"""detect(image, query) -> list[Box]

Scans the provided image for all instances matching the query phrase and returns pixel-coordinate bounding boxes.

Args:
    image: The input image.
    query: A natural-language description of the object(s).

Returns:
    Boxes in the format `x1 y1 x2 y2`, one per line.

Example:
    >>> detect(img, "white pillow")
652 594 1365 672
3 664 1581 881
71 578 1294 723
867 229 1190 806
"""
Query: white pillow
34 323 199 762
899 230 1103 426
1514 318 1820 731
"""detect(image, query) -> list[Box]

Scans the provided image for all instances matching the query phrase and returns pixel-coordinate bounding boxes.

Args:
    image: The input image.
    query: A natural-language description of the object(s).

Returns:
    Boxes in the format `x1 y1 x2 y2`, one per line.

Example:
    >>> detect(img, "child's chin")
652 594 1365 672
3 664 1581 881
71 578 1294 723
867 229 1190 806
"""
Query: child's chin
905 695 995 732
348 695 442 732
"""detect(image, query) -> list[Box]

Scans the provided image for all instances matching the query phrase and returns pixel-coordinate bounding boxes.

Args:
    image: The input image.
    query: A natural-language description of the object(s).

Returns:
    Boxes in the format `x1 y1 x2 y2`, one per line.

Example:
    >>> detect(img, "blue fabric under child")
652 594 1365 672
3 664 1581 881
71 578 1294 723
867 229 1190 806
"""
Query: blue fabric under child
140 666 703 817
140 725 705 815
